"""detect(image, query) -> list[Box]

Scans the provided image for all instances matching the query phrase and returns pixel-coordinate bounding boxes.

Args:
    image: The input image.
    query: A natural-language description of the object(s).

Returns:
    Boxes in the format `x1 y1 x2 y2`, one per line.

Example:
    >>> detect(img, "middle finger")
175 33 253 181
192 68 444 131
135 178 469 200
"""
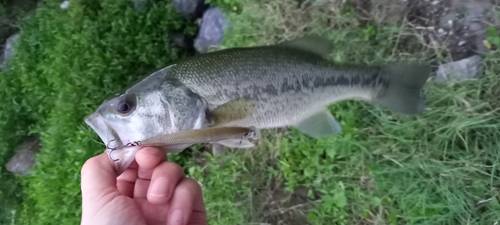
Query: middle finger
136 147 167 179
147 161 186 204
133 147 167 198
116 159 139 197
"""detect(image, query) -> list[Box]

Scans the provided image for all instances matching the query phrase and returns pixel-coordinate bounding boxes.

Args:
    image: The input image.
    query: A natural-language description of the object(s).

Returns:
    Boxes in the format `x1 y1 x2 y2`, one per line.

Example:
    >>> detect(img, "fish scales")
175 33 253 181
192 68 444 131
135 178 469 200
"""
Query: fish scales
169 46 388 128
85 36 431 175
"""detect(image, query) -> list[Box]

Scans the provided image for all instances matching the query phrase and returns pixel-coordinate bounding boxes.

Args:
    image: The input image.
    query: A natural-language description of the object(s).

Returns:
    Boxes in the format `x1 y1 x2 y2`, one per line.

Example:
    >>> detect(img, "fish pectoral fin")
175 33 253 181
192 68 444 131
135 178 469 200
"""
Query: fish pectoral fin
292 108 342 138
209 97 255 126
215 138 256 149
275 35 334 58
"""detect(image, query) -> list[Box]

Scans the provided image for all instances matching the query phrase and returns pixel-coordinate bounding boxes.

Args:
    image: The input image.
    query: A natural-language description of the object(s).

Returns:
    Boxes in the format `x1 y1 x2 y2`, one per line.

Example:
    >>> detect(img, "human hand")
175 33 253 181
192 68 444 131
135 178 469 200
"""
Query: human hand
80 147 207 225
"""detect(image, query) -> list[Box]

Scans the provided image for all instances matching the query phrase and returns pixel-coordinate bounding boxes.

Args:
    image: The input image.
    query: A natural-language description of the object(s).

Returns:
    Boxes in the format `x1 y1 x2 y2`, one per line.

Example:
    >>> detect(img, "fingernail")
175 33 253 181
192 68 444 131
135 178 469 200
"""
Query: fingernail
149 177 168 197
168 209 184 225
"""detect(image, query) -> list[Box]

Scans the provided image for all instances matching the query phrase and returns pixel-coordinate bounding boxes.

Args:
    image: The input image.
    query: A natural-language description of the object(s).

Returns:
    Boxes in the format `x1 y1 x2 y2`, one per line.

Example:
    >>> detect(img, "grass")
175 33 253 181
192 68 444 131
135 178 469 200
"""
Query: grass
1 0 500 224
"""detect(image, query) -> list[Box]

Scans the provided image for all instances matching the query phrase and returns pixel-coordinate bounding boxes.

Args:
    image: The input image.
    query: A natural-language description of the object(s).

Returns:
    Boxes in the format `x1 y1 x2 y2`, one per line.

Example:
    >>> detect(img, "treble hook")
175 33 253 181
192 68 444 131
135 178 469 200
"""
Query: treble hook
104 140 142 162
125 141 141 147
106 139 120 162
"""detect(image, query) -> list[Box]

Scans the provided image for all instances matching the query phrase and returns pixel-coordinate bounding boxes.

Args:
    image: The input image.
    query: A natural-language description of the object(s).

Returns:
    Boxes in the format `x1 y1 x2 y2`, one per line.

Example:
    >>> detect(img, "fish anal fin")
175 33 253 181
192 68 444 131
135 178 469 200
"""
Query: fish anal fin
292 108 342 138
275 35 334 58
216 138 256 149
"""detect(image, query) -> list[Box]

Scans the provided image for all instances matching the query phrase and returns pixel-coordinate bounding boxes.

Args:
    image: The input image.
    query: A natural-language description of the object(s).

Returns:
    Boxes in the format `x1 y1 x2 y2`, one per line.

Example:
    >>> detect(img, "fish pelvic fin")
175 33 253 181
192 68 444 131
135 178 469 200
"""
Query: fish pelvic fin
275 35 334 58
292 108 342 138
372 62 431 114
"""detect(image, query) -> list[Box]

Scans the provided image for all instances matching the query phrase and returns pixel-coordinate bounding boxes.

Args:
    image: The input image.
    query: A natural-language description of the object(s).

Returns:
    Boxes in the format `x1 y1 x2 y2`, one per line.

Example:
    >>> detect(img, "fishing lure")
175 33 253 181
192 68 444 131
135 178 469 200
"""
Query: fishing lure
105 126 259 162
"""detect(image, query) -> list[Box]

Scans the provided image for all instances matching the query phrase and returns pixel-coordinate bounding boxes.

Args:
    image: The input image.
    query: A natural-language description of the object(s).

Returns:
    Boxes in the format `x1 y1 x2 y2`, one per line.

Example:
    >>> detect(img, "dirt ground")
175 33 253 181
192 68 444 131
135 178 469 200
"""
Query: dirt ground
351 0 497 62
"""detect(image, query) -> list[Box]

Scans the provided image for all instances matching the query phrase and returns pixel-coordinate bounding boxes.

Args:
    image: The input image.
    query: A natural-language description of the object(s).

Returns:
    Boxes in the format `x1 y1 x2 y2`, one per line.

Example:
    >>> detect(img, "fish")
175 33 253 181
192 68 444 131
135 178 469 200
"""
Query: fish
84 35 431 175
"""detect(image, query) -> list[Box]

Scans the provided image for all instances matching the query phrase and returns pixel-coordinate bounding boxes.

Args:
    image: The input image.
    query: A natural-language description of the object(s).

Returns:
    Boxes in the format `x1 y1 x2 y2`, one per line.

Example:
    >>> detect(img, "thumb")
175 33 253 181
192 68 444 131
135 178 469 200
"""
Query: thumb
81 151 118 201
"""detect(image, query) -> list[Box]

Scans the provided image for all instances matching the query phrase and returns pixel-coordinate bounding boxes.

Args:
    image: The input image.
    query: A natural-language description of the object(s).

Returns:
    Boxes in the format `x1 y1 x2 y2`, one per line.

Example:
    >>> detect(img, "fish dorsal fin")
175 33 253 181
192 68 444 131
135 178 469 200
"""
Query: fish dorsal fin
292 108 342 138
209 97 255 126
275 35 334 58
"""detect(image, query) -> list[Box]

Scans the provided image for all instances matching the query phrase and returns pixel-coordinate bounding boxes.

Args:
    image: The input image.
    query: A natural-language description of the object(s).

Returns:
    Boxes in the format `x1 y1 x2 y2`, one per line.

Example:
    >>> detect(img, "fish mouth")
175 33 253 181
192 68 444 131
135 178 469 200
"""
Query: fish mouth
84 113 141 176
84 113 121 148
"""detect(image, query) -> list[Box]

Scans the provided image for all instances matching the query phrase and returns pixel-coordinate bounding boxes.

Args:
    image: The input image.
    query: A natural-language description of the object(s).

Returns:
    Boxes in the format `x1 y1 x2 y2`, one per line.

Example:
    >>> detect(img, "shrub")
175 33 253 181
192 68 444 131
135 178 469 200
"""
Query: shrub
0 0 197 223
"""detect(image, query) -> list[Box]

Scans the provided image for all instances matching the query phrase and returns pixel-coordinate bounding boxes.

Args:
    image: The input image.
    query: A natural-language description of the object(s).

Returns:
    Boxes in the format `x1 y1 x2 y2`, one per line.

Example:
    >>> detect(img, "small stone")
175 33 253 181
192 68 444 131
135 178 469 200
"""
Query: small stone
173 0 207 18
194 7 228 53
437 28 447 36
458 40 466 46
431 1 439 5
0 33 20 71
133 0 147 11
435 55 484 83
6 136 41 175
60 0 70 9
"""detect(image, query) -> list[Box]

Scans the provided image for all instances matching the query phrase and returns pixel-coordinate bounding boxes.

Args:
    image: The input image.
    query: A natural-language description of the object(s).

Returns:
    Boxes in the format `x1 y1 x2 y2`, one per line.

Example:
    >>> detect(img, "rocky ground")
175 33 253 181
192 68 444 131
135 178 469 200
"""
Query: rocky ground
350 0 497 81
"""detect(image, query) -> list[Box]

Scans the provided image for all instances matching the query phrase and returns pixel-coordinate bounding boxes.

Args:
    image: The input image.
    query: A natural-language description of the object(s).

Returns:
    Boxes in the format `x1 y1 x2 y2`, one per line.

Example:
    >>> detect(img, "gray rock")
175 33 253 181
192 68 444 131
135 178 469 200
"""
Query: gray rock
435 55 484 83
194 7 228 53
173 0 206 18
133 0 147 11
6 136 41 175
60 0 70 9
0 33 19 71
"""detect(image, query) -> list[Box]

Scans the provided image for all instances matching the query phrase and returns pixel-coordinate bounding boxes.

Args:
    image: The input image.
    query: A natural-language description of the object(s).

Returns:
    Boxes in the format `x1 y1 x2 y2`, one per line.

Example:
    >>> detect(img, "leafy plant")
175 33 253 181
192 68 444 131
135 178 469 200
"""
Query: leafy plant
0 0 197 223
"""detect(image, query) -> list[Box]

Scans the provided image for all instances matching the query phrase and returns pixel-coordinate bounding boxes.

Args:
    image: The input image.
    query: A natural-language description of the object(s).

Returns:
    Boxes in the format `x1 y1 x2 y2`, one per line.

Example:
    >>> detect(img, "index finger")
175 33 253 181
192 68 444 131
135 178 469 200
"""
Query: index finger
81 151 118 201
136 147 167 179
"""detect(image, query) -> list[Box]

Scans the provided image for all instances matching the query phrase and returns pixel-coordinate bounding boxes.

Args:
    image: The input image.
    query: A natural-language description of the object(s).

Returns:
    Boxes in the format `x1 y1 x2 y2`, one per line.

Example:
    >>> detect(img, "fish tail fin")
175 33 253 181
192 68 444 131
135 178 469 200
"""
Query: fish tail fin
371 62 431 114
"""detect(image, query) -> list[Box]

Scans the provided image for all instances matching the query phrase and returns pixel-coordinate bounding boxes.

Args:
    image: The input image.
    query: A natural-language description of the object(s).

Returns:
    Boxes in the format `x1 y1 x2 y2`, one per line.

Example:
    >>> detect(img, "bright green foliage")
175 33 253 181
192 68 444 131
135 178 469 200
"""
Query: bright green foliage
0 0 196 224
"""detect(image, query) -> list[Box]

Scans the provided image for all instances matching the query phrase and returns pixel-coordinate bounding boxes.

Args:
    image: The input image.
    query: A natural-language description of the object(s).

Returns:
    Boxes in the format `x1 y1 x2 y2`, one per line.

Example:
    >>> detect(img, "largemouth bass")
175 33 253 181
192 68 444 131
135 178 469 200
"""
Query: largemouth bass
85 36 431 175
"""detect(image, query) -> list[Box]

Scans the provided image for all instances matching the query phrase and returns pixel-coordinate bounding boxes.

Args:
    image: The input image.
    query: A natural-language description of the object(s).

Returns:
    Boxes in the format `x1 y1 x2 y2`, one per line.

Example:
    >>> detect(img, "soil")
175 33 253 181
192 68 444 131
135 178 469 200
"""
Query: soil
254 178 321 225
407 0 495 61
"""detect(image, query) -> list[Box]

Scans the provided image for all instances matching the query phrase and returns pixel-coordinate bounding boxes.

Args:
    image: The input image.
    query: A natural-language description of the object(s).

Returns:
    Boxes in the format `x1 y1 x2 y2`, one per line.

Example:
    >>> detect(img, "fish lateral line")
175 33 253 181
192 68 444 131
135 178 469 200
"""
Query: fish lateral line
105 126 259 162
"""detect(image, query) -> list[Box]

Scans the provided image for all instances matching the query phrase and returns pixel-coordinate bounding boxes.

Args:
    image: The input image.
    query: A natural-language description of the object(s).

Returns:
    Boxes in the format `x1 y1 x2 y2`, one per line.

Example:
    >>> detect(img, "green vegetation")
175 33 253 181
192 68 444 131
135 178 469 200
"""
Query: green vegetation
1 0 500 224
0 0 197 224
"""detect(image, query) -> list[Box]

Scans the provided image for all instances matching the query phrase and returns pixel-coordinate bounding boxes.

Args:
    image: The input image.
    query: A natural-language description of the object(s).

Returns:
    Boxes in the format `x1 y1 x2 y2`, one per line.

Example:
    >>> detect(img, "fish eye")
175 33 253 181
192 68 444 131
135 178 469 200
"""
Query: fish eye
118 102 130 113
115 95 136 115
